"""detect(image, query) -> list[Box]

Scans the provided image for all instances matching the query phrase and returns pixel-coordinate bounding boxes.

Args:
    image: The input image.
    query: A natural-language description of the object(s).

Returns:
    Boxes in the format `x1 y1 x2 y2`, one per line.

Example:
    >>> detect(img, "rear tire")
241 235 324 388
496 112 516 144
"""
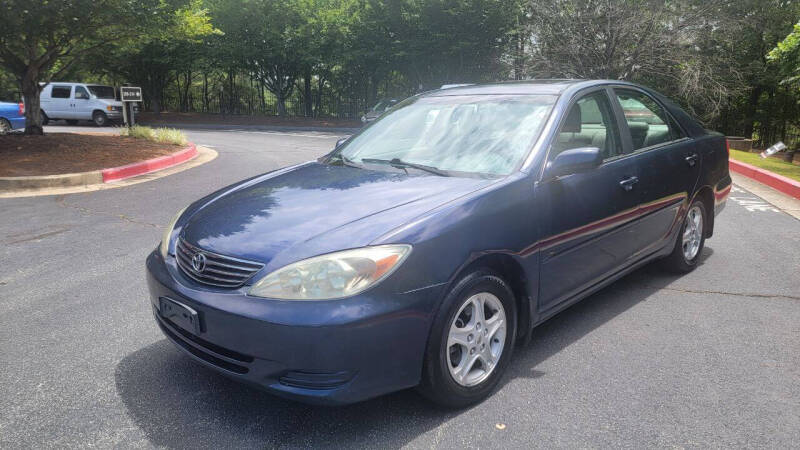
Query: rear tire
662 199 707 273
66 119 79 125
40 111 49 125
418 269 517 408
92 111 109 127
0 118 10 135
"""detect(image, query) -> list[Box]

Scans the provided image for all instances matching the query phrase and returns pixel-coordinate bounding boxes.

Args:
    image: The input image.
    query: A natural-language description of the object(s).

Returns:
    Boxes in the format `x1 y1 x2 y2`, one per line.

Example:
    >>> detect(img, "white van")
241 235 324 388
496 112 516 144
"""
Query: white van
40 82 126 126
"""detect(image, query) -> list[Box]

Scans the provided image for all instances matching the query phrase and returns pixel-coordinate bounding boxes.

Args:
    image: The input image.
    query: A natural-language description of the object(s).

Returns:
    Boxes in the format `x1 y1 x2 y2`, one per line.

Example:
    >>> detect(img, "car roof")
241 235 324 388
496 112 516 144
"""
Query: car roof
40 82 113 87
424 79 644 97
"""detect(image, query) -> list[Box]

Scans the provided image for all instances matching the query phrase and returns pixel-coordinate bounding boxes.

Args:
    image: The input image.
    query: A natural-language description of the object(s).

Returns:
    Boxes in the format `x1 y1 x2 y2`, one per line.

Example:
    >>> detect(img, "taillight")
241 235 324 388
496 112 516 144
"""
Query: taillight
725 138 730 157
18 102 24 115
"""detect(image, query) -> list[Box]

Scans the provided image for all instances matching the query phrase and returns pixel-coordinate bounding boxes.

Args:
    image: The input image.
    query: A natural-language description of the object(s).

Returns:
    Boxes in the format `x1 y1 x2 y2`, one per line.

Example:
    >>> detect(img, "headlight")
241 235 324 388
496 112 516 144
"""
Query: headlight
248 245 411 300
159 206 187 259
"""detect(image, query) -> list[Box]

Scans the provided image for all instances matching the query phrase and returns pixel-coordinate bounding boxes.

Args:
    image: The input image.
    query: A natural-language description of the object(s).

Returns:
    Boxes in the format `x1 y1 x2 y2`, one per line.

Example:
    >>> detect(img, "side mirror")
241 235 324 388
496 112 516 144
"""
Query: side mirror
335 136 350 149
544 147 602 179
75 93 89 100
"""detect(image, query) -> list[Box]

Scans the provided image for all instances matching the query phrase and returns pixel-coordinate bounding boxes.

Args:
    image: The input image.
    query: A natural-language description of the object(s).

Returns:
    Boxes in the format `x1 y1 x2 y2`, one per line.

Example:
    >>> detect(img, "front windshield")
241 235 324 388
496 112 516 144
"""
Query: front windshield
87 85 115 99
337 94 556 176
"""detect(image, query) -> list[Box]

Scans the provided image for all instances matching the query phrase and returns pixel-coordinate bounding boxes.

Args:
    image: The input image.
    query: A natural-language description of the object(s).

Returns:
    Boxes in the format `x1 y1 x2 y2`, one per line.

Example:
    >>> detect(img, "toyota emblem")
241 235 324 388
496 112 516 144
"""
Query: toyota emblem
191 252 207 273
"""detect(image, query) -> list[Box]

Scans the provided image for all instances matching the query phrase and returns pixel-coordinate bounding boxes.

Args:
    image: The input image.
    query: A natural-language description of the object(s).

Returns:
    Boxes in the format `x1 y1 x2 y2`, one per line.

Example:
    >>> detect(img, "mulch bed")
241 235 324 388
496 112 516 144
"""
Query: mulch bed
138 112 360 128
0 133 183 177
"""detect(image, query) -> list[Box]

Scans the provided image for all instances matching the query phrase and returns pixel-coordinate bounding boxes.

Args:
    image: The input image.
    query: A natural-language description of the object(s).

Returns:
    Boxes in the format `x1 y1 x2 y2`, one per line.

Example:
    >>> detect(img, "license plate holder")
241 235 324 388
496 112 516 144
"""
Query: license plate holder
159 297 201 335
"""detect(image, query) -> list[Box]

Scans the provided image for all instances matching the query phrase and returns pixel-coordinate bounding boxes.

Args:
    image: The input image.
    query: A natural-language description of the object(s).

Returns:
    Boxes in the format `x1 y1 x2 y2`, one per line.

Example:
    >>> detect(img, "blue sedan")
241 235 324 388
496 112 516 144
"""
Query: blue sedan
146 80 731 407
0 101 25 134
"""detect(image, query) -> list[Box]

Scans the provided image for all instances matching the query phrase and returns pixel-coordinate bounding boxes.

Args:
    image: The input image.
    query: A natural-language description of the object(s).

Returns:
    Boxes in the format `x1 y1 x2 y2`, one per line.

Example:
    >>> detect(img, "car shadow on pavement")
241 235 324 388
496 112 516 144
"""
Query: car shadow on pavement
115 248 711 448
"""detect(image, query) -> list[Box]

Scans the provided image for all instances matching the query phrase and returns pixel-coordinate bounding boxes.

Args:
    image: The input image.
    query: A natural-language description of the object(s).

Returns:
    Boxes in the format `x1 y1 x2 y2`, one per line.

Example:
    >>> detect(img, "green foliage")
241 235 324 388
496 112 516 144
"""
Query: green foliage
3 0 800 139
121 125 188 146
768 22 800 85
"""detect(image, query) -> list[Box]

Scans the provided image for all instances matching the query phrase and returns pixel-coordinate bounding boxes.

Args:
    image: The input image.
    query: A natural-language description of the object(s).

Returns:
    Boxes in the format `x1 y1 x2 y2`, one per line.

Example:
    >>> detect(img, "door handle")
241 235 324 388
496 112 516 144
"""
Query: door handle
619 176 639 191
685 153 699 167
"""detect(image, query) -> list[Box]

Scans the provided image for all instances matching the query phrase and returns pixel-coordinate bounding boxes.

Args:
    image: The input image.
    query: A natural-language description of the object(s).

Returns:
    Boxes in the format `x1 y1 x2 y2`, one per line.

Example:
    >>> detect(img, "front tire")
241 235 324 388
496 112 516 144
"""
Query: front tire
92 111 109 127
40 111 49 125
418 269 517 408
662 199 707 273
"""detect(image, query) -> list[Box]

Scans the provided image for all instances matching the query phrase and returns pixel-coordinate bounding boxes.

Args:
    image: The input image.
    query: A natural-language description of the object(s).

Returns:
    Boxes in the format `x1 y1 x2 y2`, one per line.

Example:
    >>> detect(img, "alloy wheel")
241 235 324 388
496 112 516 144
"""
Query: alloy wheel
682 205 703 261
446 292 507 387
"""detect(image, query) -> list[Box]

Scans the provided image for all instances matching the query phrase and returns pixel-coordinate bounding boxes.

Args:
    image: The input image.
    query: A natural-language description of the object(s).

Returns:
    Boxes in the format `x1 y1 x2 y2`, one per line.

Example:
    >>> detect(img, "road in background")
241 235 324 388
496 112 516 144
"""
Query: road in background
1 127 799 448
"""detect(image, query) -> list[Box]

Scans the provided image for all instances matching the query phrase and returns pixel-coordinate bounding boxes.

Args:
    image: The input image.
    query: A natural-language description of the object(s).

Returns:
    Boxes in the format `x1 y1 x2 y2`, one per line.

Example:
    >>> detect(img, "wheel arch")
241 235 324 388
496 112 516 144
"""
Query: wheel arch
692 185 715 238
446 253 532 343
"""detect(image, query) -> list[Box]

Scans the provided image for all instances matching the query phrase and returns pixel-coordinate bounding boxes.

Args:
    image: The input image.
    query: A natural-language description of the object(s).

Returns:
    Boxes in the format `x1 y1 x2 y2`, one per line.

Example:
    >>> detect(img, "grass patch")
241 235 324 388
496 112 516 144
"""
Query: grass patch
121 125 187 146
729 149 800 182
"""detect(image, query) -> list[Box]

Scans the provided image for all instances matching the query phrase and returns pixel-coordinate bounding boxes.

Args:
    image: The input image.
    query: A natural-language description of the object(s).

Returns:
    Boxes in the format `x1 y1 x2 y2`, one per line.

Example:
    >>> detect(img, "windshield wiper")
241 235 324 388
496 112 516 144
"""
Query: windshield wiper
360 158 450 177
329 154 363 169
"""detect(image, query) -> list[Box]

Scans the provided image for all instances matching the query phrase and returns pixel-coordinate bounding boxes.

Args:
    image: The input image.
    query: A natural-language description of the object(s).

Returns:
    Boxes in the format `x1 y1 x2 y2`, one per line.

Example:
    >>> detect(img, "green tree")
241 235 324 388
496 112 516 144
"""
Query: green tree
105 0 220 113
0 0 167 134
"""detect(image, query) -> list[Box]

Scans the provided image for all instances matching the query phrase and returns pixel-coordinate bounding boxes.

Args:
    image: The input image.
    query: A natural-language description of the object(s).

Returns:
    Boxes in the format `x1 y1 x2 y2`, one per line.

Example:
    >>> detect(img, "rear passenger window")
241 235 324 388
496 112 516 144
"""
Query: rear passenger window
551 91 622 161
51 86 72 98
614 89 684 150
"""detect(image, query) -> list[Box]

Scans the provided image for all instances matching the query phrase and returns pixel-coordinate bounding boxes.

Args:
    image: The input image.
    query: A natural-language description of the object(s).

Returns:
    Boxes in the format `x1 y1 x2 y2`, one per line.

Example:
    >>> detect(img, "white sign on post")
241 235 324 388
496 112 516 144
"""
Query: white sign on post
119 86 142 126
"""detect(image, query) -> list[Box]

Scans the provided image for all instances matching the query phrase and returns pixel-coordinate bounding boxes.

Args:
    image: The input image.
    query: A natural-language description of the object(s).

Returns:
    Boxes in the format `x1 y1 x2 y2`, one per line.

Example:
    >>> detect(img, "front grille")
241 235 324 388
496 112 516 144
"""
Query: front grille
175 237 264 288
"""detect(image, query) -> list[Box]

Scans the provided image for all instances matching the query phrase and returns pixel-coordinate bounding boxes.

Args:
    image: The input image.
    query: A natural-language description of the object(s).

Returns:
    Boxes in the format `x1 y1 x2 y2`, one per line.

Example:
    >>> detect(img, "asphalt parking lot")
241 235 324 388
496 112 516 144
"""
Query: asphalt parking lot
1 126 799 448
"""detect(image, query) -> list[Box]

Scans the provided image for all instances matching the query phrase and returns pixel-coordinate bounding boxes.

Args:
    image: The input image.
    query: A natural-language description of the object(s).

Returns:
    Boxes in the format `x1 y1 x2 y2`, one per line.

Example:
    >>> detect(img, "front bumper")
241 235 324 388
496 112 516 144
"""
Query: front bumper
145 250 444 405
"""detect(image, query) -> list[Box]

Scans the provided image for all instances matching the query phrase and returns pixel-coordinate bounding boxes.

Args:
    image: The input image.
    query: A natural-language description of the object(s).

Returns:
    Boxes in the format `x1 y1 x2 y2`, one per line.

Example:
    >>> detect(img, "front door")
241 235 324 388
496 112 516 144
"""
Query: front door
70 85 91 119
536 89 642 313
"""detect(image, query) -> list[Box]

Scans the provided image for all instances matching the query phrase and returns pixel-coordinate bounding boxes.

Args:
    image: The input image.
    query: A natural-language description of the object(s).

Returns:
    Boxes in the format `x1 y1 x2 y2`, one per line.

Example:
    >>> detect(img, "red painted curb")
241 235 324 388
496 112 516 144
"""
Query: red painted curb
101 143 197 183
729 158 800 200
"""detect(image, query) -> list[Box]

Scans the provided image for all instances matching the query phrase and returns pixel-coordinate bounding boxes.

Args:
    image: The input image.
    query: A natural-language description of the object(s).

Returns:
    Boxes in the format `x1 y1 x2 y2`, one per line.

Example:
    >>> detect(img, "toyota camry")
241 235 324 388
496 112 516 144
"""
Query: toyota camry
146 80 731 407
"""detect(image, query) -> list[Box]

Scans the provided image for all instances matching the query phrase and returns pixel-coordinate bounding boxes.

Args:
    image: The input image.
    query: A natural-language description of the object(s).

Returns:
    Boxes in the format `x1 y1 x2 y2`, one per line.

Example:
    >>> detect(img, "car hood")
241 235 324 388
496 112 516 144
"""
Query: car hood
182 162 495 268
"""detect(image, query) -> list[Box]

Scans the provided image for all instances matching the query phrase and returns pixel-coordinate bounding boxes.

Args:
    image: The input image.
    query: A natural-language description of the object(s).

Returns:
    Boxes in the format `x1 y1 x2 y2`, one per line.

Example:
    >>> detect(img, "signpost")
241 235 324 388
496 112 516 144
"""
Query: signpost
120 86 142 127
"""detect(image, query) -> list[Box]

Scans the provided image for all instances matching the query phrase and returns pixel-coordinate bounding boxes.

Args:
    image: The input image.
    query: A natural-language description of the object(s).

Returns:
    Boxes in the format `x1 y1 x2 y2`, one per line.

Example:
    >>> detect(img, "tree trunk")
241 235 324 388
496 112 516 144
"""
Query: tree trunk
150 96 161 114
743 86 762 139
203 73 208 113
304 69 312 117
276 90 287 117
21 69 44 135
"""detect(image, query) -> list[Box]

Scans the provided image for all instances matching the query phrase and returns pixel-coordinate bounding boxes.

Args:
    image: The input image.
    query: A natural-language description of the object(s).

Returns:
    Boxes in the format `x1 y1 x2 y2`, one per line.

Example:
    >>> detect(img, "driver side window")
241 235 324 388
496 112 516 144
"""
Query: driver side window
551 91 622 161
74 86 89 100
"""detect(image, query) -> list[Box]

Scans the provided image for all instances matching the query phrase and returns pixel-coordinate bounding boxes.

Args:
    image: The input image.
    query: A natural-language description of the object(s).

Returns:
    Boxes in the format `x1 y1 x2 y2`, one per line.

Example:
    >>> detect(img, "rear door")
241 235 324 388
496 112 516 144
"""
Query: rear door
47 85 73 119
536 88 642 313
612 88 700 255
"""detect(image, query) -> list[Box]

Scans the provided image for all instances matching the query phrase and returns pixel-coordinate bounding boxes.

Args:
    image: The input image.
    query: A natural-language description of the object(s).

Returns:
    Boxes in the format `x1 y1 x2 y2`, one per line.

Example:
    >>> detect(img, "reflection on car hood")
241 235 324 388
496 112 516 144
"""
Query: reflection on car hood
182 162 494 266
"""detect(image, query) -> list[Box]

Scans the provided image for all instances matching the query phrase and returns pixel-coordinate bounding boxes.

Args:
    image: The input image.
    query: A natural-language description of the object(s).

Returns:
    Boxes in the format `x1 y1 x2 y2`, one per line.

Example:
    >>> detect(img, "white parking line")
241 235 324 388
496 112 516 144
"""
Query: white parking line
729 186 781 213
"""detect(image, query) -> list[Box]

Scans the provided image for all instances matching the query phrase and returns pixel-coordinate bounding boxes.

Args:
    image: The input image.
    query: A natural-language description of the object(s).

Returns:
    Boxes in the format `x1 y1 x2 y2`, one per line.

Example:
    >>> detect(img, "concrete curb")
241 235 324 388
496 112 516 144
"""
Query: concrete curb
729 158 800 200
0 143 198 191
102 143 197 182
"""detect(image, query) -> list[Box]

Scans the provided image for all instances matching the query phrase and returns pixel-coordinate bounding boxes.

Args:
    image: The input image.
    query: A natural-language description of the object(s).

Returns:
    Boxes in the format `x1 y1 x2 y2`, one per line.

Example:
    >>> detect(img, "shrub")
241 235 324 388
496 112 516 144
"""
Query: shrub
153 127 188 146
121 125 186 146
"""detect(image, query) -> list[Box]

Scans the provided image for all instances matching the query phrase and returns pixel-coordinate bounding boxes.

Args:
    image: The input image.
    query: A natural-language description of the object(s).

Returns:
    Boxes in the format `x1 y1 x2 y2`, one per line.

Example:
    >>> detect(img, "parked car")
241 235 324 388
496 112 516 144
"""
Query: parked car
0 101 25 134
146 80 731 407
361 98 399 123
39 82 125 126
